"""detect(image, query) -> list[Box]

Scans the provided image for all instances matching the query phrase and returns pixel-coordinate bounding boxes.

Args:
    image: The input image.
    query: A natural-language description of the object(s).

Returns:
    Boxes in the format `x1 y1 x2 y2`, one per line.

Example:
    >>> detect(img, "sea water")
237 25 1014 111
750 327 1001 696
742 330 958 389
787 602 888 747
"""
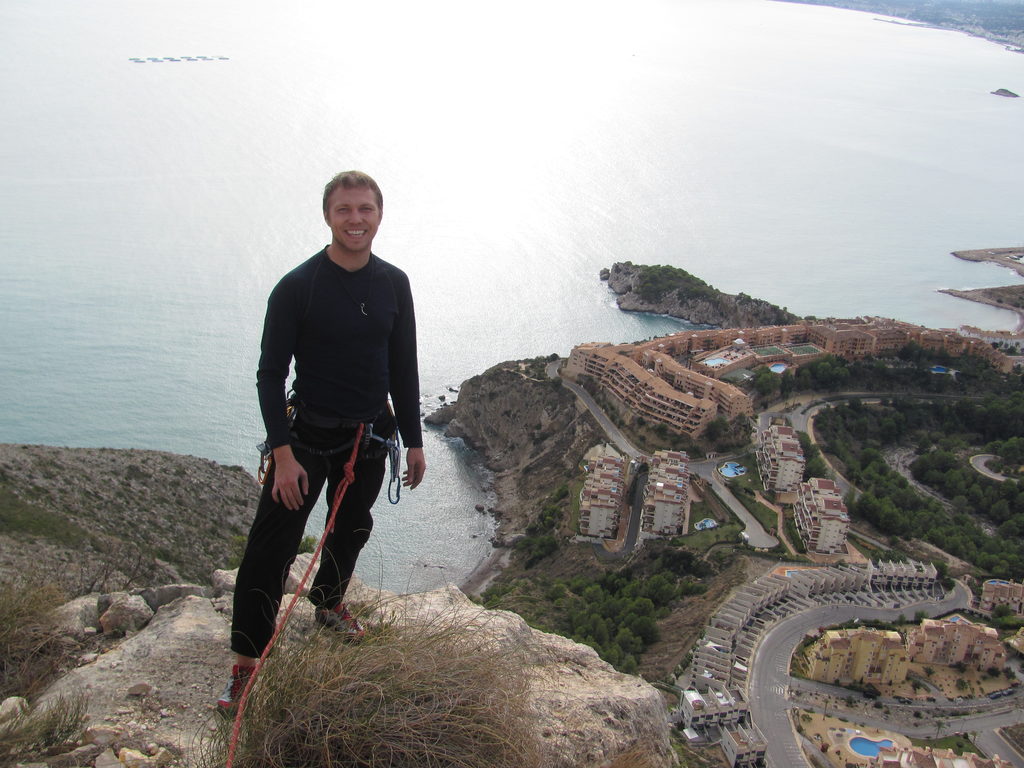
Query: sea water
1 0 1022 592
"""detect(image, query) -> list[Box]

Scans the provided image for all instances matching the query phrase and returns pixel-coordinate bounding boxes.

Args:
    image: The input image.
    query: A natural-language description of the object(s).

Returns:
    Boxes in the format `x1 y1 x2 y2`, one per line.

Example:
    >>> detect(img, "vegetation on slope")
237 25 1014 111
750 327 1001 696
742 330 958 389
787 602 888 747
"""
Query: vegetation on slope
815 395 1024 578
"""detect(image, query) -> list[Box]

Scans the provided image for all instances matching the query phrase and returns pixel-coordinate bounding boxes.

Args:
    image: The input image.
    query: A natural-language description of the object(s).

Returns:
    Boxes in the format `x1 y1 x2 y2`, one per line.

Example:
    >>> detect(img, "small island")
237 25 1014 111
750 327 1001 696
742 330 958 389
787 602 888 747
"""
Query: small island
602 261 799 327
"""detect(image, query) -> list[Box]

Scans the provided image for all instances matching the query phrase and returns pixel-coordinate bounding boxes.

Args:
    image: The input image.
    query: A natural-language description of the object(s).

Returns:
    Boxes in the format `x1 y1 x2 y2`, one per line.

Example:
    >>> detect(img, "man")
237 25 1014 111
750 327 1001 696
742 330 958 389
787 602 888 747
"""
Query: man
218 171 426 710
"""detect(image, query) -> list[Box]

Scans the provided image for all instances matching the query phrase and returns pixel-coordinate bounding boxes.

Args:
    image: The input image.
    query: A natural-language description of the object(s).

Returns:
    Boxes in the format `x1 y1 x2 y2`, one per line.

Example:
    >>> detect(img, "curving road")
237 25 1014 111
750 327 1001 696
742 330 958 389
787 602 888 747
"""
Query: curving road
747 581 1024 767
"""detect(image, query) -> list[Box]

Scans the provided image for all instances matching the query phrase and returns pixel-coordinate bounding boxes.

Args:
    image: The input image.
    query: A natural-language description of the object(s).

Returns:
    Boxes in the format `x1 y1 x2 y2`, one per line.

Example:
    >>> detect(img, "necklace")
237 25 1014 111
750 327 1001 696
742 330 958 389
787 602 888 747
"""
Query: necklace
330 250 375 316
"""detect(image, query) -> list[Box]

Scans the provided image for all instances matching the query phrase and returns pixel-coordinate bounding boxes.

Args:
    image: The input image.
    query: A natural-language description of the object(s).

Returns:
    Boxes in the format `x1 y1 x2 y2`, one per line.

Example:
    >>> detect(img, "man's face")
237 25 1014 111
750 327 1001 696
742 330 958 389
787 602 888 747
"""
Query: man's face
324 186 382 258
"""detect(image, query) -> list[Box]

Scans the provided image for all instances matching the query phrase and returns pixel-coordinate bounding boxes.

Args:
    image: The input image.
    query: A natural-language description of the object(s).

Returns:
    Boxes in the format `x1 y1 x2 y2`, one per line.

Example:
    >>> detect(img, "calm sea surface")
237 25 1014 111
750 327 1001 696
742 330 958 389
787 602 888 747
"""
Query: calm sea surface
2 0 1022 592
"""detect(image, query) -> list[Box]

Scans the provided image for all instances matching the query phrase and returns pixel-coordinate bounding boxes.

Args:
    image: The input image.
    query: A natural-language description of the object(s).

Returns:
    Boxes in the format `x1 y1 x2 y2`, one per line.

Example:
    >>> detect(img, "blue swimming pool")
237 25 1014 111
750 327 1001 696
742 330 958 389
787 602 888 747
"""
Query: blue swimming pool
849 737 893 757
704 357 728 367
769 363 787 373
719 462 747 478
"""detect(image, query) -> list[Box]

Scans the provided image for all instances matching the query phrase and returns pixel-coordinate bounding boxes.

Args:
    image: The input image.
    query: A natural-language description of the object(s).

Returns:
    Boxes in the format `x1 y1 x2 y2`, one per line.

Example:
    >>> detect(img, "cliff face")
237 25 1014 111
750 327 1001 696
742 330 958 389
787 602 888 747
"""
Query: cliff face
425 361 603 534
0 444 256 592
604 261 798 327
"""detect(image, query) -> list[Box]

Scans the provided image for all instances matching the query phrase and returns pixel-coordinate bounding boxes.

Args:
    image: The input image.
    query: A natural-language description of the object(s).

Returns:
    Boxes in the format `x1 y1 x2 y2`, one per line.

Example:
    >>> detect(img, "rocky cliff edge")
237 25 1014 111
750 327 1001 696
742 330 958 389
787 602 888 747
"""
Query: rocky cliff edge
16 561 675 768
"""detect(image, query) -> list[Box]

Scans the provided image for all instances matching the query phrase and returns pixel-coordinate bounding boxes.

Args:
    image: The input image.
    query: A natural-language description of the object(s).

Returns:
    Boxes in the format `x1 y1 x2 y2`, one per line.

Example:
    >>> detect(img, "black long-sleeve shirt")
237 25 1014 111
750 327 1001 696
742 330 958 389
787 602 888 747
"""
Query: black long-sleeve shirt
256 250 422 450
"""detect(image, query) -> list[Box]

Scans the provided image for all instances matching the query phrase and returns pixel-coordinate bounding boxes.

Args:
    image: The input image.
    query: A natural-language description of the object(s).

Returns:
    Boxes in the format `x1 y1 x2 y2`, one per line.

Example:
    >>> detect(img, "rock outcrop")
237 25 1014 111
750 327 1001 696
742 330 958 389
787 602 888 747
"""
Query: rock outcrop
425 360 604 536
31 565 675 768
603 261 799 328
0 444 256 590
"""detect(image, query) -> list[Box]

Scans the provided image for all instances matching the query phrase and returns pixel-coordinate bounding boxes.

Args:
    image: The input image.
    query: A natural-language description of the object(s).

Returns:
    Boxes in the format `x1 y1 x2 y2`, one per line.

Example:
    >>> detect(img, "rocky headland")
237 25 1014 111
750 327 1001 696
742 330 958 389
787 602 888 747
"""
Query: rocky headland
602 261 799 327
0 444 256 592
942 248 1024 331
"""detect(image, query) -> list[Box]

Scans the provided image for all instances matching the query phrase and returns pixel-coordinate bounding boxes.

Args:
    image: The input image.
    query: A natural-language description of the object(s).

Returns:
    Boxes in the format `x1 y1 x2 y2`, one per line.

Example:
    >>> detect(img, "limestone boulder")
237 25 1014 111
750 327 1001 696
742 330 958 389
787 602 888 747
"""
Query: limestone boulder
99 594 154 634
52 593 102 634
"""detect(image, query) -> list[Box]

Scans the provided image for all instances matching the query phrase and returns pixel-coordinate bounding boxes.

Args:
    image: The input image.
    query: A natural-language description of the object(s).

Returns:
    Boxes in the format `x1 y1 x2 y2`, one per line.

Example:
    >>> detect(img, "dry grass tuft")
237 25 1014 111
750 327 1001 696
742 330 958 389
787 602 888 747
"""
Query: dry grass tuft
0 694 87 768
203 606 542 768
0 578 74 699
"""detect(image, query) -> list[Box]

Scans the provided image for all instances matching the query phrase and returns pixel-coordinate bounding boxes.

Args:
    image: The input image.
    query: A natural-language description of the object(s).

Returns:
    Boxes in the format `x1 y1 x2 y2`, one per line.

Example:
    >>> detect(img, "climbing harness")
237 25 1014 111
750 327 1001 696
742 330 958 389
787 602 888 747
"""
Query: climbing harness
227 425 365 768
257 398 402 504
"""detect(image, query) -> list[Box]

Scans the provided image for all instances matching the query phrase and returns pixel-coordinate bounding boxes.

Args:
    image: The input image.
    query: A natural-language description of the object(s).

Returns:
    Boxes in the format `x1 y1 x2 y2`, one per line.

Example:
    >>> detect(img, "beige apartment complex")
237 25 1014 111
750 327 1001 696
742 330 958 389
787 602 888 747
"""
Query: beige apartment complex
980 579 1024 615
907 615 1007 670
578 455 625 539
794 477 849 554
755 424 805 493
807 628 908 685
566 316 1012 439
640 450 691 539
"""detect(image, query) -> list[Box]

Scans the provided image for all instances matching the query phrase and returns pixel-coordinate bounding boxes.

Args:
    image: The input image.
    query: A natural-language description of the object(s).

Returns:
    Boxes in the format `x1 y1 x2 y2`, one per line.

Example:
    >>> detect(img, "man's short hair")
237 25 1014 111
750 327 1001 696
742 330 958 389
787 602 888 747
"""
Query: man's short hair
322 171 383 214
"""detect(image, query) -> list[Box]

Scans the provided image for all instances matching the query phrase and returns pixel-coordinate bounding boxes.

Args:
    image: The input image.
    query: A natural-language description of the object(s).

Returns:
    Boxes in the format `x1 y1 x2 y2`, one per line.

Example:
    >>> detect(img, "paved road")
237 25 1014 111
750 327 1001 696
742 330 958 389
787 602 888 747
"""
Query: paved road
972 453 1008 482
689 458 779 549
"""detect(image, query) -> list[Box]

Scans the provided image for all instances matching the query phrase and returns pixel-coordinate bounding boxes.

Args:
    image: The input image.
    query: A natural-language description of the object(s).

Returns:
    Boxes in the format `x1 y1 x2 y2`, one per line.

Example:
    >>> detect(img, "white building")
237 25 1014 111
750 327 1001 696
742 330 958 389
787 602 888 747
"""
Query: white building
641 449 690 539
755 424 804 493
578 455 625 538
794 477 849 554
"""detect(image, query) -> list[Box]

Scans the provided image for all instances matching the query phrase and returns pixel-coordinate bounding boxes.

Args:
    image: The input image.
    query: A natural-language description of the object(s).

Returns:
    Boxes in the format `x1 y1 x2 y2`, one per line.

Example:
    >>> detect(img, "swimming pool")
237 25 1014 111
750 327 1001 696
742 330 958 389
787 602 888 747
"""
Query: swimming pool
769 363 787 373
719 462 747 478
704 357 728 367
849 737 893 757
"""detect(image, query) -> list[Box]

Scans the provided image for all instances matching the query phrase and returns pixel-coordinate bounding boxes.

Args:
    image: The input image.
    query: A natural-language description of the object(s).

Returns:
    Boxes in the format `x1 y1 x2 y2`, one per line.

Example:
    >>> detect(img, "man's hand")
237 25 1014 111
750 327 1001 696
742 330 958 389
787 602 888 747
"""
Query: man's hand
403 447 426 489
271 445 308 511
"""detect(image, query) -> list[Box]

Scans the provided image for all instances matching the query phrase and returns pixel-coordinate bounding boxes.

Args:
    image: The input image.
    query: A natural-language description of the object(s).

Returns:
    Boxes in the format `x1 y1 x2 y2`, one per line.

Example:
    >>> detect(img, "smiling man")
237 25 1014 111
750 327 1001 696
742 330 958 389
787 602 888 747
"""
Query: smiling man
218 170 426 710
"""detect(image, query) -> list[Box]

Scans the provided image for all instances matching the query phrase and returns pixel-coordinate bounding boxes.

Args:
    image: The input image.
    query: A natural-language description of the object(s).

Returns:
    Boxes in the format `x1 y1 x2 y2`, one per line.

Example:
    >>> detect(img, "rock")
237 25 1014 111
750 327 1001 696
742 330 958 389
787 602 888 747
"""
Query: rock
211 569 236 595
284 553 315 595
376 586 674 767
99 594 154 634
42 596 233 754
94 749 121 768
119 747 152 768
52 594 101 634
42 742 103 768
137 584 210 612
83 726 122 746
0 695 29 722
992 88 1019 97
126 682 153 697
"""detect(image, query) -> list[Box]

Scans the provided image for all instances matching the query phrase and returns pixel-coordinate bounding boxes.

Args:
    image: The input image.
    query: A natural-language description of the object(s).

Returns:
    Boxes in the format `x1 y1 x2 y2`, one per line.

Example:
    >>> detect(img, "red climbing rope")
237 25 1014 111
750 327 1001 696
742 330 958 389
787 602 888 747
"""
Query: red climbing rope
226 423 365 768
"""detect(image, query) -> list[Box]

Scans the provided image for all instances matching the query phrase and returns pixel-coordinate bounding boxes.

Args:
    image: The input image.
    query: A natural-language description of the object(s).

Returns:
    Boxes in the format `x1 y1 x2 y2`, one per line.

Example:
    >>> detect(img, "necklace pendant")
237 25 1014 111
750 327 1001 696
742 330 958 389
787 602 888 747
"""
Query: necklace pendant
360 303 368 316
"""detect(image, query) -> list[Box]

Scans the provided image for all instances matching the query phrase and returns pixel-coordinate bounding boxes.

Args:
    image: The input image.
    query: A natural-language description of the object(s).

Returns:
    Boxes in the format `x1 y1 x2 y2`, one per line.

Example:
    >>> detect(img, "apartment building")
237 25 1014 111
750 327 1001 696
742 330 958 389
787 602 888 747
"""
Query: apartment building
640 450 690 539
720 723 767 767
807 628 908 685
907 615 1007 670
794 477 849 554
680 687 748 731
980 579 1024 615
578 455 625 539
755 424 805 493
869 560 938 590
873 745 1013 767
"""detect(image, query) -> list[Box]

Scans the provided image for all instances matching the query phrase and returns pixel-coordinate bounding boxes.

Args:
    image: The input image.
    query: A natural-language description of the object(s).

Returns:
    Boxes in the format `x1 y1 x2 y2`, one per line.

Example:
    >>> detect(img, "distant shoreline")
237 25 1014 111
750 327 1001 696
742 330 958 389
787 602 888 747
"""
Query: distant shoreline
942 248 1024 332
772 0 1024 54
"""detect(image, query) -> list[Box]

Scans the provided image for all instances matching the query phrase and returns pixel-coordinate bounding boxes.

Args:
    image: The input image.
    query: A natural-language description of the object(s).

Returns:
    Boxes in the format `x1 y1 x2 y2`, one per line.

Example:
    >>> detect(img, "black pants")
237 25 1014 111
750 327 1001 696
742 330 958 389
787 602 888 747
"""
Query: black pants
230 417 388 658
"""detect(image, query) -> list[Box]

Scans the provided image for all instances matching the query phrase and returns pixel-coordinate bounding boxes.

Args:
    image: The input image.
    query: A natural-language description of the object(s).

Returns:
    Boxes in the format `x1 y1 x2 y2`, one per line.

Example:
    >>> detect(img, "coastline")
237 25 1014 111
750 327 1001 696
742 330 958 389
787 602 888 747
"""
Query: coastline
458 546 512 597
944 248 1024 332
